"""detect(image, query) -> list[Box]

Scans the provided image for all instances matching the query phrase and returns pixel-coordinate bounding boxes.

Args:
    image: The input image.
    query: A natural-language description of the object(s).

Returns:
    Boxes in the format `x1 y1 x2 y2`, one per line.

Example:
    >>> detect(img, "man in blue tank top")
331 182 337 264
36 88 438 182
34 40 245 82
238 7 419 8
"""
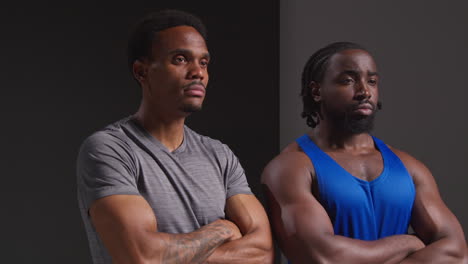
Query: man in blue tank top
262 42 467 263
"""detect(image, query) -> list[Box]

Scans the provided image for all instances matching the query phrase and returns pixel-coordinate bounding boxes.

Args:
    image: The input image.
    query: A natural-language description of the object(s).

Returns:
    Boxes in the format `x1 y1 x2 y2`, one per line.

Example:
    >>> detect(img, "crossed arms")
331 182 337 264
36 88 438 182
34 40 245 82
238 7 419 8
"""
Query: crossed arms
90 193 273 264
261 148 467 264
392 148 467 264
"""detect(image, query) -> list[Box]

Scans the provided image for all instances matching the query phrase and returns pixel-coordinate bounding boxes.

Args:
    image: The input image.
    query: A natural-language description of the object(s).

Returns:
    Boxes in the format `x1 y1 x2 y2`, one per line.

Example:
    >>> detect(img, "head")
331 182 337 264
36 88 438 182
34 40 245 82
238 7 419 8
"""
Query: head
301 42 382 133
128 10 209 116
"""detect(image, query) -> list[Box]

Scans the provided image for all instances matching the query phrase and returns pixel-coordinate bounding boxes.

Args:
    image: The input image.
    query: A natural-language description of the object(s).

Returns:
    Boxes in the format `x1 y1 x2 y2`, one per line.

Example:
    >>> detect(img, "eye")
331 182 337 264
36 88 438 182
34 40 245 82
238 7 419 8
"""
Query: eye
368 78 378 86
340 78 354 85
173 55 187 64
200 59 209 68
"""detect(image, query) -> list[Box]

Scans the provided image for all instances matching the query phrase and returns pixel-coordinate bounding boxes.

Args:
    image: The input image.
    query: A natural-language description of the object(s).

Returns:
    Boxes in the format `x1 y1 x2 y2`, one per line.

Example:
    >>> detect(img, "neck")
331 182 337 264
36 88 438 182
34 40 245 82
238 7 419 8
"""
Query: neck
311 119 374 151
134 102 186 152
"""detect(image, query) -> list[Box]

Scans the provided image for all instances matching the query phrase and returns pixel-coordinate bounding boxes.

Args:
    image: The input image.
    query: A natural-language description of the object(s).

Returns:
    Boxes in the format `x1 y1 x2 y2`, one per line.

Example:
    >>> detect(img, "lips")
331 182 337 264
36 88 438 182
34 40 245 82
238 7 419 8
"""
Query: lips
353 102 374 116
355 103 373 110
183 83 205 97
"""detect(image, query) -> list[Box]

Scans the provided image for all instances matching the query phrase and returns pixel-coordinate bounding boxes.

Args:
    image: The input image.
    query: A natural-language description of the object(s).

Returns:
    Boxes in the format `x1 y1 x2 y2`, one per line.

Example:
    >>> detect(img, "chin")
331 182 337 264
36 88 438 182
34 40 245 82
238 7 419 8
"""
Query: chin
346 114 376 134
180 103 203 113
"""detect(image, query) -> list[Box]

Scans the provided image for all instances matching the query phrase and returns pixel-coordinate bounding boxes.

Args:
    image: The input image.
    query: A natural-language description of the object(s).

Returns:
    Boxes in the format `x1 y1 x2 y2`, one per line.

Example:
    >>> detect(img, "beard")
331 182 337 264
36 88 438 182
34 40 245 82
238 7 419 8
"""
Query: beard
324 101 378 134
342 113 375 134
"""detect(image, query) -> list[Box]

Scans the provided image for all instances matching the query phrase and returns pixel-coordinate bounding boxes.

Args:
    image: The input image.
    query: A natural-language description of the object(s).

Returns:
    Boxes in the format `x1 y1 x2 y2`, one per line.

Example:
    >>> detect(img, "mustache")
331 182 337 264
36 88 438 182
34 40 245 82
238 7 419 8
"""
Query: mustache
351 100 375 110
350 101 383 111
183 81 206 90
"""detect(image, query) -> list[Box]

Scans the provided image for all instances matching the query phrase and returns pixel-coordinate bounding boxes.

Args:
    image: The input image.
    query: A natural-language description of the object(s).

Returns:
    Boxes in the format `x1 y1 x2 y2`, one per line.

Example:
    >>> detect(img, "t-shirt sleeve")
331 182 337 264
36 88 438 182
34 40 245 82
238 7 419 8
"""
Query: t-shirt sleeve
77 131 140 211
222 144 253 198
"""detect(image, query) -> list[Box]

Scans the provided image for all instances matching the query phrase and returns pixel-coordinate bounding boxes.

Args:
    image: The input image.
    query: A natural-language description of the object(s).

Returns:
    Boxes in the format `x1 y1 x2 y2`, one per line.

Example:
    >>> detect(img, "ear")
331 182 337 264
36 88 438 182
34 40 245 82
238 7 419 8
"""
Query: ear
310 81 321 102
132 59 148 84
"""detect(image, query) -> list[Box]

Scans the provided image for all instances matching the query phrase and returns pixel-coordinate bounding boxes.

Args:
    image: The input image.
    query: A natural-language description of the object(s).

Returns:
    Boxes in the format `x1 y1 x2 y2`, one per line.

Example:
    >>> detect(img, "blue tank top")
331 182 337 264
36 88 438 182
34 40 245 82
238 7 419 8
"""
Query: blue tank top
296 134 415 240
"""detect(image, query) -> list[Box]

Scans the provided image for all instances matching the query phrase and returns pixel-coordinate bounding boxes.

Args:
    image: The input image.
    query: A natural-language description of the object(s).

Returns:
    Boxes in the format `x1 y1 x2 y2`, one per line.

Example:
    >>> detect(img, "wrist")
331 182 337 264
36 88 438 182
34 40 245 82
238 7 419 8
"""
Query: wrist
218 219 242 241
406 234 425 252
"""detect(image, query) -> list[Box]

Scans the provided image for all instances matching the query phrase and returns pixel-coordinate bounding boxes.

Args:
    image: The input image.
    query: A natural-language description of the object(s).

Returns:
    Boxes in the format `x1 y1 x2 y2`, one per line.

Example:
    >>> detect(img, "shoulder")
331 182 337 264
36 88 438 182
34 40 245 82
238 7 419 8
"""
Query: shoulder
387 144 433 185
184 126 234 155
261 141 314 188
78 119 135 163
184 126 223 146
80 130 129 155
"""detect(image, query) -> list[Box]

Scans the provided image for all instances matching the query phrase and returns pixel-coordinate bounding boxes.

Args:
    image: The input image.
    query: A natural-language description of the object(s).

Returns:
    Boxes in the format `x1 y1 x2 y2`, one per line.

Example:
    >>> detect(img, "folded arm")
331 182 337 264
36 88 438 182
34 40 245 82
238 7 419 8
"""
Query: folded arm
90 194 240 264
206 194 274 264
393 149 468 264
261 151 425 264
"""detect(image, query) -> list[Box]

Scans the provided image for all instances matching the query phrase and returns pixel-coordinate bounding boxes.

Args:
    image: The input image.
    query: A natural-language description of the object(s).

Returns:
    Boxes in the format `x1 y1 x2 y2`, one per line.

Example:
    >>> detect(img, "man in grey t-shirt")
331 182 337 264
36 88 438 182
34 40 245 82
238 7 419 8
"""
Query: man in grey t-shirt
77 10 273 264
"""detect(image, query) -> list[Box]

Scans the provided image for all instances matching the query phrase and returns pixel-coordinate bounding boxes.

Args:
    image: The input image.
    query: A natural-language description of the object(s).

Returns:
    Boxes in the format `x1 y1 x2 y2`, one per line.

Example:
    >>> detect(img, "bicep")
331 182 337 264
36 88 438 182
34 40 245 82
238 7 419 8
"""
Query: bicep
410 166 464 243
262 156 336 261
224 194 270 235
395 149 466 244
90 195 159 263
265 178 335 245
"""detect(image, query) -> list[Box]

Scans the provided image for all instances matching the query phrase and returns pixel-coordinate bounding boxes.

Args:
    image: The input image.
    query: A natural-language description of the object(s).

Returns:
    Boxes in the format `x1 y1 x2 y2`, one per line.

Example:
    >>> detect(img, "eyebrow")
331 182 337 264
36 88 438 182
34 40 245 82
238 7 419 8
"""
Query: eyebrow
340 70 359 77
340 70 379 77
368 71 379 77
168 48 211 59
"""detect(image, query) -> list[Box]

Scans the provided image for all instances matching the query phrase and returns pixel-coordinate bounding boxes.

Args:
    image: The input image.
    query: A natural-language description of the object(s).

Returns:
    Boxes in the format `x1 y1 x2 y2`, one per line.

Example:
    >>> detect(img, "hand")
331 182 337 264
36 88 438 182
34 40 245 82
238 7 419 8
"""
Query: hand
218 219 242 242
407 234 425 253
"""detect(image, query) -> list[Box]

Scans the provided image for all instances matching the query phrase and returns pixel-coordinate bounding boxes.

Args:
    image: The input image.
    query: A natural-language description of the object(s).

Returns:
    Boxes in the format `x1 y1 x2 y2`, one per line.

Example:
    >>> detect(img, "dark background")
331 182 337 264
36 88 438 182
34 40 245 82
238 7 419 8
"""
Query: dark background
2 2 278 263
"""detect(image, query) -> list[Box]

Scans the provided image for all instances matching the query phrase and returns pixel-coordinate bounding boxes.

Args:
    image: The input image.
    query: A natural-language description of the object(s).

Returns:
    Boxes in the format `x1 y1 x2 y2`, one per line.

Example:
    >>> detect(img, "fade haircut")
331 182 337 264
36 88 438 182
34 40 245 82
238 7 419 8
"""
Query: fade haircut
127 9 208 72
300 42 368 128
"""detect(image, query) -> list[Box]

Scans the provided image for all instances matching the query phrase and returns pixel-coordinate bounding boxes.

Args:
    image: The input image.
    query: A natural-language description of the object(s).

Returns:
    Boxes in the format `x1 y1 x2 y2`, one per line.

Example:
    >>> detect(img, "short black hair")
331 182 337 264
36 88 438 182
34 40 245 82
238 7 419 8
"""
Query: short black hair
301 42 368 128
127 9 208 72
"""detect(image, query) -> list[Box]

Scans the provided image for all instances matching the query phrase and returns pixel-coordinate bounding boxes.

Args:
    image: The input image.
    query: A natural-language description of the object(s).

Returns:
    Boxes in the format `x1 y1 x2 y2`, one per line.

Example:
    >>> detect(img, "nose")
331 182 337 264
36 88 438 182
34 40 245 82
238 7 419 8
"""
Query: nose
355 79 371 100
187 62 205 80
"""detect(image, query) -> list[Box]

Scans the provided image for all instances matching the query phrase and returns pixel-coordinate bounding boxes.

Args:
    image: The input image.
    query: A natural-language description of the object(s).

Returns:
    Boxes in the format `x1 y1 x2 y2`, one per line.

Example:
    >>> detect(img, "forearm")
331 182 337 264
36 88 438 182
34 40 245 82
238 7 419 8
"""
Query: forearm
205 231 273 264
291 234 424 264
159 221 235 263
399 237 467 264
343 234 423 264
113 219 234 264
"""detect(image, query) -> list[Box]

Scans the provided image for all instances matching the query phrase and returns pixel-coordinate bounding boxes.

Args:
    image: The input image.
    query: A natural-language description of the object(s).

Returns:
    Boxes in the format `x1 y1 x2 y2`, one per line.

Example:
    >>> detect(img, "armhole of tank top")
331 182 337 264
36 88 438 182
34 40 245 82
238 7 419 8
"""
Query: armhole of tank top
296 135 321 199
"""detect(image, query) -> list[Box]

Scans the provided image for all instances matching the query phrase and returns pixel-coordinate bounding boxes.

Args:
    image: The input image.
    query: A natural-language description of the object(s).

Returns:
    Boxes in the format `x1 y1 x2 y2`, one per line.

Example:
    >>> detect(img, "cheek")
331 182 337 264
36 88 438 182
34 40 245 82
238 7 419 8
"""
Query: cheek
159 70 185 86
371 87 379 100
325 87 353 102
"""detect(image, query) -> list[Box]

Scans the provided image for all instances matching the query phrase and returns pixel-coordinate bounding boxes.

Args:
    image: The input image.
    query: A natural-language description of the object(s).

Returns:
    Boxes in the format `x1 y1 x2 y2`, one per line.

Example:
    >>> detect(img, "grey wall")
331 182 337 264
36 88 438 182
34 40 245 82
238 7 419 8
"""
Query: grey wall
280 0 468 241
2 2 278 263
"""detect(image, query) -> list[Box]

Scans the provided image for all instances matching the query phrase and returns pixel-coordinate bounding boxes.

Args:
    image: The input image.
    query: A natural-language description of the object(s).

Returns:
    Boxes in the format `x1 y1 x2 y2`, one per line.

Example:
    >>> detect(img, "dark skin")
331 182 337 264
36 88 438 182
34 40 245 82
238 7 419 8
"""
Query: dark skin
90 26 273 264
262 49 467 264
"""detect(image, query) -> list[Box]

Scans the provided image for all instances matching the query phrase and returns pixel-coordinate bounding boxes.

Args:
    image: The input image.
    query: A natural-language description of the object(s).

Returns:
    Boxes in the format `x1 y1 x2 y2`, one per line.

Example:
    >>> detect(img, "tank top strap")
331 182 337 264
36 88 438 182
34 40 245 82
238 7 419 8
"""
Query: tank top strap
296 134 327 162
371 135 391 158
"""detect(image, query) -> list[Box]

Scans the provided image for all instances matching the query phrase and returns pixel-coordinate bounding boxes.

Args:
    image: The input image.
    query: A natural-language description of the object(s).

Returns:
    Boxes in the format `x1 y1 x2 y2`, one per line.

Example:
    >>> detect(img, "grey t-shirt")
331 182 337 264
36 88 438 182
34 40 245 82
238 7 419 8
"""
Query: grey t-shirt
77 117 252 264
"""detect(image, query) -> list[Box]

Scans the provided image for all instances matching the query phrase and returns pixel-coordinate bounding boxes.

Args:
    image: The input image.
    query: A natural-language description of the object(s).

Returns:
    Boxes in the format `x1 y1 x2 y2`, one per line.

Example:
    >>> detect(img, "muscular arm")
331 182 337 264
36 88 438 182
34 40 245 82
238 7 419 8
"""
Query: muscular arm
261 151 425 264
90 194 240 264
206 194 274 264
393 149 468 263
